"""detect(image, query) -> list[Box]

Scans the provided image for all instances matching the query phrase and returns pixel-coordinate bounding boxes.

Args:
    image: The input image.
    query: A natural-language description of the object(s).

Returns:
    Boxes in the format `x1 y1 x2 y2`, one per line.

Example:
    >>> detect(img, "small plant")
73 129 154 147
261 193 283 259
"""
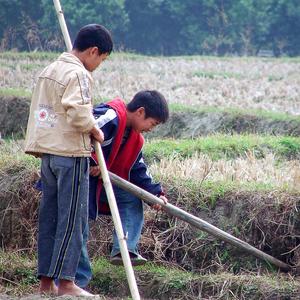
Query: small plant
193 70 243 79
0 88 31 98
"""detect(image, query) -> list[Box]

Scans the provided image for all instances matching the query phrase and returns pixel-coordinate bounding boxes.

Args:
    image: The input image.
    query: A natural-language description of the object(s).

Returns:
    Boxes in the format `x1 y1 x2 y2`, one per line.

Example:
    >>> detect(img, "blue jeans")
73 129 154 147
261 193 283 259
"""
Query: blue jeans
75 185 144 287
38 154 89 281
74 221 91 287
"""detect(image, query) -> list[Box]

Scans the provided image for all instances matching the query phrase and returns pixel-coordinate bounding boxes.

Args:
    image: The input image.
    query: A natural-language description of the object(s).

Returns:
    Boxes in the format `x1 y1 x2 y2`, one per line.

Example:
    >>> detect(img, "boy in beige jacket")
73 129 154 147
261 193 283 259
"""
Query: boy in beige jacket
24 24 113 297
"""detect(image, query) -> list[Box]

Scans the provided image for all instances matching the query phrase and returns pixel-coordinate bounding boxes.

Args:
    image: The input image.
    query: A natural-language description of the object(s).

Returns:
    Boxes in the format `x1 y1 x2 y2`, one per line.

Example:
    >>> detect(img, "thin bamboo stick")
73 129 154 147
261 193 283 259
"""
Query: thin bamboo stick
94 143 141 299
53 0 72 51
109 171 292 272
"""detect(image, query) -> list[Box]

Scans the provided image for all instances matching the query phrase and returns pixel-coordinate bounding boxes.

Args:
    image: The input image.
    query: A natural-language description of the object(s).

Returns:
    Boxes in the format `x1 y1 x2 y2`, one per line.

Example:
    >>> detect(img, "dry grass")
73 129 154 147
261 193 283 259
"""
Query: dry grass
1 52 299 299
1 248 299 299
91 257 300 299
0 140 299 296
0 250 38 296
0 53 300 115
0 140 40 252
150 152 300 192
94 55 300 116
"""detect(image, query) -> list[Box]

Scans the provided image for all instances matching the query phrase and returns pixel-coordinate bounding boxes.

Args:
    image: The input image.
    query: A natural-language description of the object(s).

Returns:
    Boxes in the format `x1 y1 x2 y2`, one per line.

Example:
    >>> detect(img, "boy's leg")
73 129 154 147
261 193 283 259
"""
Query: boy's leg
38 154 59 294
39 276 58 295
75 222 92 288
38 155 91 295
111 186 144 258
55 224 91 289
38 154 57 273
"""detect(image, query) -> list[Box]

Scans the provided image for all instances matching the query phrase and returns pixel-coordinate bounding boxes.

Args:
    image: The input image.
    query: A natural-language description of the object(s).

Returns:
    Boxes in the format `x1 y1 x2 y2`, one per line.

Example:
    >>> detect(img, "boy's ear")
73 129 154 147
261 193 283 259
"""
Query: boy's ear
90 46 99 56
136 107 145 117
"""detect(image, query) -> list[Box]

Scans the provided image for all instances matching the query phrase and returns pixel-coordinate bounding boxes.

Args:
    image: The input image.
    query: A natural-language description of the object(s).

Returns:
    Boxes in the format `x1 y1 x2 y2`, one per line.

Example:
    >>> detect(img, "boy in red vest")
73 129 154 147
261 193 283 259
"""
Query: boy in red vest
76 90 169 287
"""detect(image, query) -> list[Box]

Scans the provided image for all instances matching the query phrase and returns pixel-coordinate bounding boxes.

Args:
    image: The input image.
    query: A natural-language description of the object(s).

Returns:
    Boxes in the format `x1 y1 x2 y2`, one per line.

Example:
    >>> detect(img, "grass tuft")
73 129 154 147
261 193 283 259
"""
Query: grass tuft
0 88 31 98
145 134 300 161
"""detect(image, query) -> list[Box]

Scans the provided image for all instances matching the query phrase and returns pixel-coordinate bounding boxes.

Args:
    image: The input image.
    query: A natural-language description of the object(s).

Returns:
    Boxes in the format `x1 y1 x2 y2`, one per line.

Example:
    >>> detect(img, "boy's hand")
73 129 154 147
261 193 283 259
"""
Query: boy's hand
90 126 104 143
152 195 168 211
90 166 101 176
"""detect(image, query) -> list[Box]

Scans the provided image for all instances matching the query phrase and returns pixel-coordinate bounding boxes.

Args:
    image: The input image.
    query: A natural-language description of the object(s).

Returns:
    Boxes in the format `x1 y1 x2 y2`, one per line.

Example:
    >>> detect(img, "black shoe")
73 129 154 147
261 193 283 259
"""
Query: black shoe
110 253 147 266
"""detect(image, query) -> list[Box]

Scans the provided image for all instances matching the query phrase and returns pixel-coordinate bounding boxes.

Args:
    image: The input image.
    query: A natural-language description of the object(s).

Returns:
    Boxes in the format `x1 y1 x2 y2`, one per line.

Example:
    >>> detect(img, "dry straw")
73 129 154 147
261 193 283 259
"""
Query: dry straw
1 54 300 115
0 141 299 275
150 152 300 192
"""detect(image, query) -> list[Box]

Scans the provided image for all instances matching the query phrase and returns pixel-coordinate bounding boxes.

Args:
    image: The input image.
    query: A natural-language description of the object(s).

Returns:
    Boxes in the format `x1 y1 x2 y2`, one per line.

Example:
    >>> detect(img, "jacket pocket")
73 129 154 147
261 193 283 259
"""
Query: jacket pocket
60 131 89 154
82 132 92 151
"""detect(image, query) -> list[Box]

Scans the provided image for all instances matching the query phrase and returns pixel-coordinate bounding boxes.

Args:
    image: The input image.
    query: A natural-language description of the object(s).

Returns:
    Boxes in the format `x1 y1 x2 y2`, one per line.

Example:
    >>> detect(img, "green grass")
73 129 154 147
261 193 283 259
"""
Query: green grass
0 51 59 61
0 60 46 71
268 75 284 81
0 152 40 171
157 176 295 210
193 70 243 79
0 250 38 296
90 257 299 299
2 50 300 62
3 134 299 167
0 87 32 98
20 62 46 71
0 139 40 170
144 134 300 161
0 50 151 62
1 251 298 298
0 61 17 68
0 85 298 124
169 102 300 121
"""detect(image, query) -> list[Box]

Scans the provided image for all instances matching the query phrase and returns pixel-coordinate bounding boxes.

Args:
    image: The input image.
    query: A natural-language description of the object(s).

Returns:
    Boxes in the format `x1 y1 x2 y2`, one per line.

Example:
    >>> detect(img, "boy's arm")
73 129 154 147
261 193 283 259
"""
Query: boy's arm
90 125 104 143
129 152 164 196
89 106 118 172
61 72 96 133
130 153 168 209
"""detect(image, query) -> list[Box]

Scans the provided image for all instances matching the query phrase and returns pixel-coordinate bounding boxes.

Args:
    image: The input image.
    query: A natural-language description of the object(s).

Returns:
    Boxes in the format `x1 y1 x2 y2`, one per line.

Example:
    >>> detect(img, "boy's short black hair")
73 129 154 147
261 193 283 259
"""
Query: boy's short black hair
127 90 169 123
73 24 113 54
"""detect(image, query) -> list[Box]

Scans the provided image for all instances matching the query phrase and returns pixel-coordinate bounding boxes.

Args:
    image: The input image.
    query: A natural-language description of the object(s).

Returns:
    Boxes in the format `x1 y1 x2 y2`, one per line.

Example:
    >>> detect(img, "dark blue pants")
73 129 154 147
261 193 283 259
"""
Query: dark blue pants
38 154 89 281
75 186 144 287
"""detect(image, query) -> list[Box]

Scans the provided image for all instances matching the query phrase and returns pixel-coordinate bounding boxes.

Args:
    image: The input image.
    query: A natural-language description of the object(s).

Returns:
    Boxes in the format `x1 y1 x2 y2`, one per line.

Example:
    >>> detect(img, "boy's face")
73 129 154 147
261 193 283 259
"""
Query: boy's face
131 107 160 133
84 47 108 72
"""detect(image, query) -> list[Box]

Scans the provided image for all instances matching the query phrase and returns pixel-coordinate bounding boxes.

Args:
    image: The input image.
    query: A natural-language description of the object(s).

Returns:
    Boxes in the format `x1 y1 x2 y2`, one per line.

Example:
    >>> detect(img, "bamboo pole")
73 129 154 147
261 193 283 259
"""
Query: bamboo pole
94 143 141 299
52 1 141 299
108 171 292 272
53 0 72 51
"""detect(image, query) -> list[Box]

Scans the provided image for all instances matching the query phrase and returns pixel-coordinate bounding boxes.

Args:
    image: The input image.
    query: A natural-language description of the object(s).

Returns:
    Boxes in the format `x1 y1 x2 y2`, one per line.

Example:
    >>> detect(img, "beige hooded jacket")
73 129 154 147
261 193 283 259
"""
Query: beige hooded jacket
24 52 97 157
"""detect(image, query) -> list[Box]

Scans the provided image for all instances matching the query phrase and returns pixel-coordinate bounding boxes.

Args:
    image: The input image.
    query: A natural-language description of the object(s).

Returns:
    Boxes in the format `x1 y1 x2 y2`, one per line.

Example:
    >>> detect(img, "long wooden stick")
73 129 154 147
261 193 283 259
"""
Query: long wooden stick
94 143 141 299
109 171 292 272
53 0 72 51
52 1 140 299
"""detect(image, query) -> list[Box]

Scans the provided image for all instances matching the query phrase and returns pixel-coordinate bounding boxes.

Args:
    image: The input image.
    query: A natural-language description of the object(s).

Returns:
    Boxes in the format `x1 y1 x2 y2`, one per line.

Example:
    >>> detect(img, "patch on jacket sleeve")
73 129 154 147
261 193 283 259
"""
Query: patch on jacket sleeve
34 104 58 128
96 109 117 128
139 157 153 179
101 137 114 147
79 72 91 104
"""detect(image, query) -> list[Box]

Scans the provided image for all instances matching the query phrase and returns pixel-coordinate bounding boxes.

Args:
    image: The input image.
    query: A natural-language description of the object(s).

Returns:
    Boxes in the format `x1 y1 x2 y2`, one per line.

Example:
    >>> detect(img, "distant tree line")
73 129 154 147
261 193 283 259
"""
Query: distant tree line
1 0 300 56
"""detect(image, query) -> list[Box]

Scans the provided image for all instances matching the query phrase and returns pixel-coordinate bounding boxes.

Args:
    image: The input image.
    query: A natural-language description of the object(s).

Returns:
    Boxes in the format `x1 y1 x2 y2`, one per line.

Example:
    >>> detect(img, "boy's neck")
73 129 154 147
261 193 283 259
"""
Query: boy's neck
71 49 83 61
125 110 133 127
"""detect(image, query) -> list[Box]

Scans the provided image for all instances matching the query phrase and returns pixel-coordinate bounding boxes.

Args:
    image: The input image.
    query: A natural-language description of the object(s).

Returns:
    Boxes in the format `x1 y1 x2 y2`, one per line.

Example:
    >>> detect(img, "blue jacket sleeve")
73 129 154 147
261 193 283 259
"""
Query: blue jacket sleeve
91 104 119 165
129 152 164 196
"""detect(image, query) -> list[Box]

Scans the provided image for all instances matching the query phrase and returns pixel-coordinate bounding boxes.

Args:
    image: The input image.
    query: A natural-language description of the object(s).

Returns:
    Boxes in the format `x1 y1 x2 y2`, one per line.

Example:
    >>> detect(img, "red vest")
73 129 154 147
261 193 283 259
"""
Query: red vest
94 98 144 214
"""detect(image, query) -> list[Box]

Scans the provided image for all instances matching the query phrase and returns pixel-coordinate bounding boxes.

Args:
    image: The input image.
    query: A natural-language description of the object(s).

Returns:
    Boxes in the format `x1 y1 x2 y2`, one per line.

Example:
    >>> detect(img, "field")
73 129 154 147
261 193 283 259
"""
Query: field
1 52 300 115
0 52 299 299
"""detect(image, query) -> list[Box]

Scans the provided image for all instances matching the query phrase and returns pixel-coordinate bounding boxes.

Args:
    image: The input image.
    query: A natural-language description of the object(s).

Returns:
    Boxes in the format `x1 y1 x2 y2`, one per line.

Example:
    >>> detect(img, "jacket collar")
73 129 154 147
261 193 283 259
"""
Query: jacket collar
57 52 86 69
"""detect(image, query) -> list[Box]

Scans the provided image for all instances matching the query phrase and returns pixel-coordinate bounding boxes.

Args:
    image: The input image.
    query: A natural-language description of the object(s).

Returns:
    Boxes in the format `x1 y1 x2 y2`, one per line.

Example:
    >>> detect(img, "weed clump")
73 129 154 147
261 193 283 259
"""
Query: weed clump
0 96 30 138
0 142 40 252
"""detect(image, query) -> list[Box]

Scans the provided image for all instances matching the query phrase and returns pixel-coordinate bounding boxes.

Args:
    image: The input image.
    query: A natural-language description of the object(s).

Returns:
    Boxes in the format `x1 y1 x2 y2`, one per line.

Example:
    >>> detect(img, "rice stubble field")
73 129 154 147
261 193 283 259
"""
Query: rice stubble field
0 52 299 299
